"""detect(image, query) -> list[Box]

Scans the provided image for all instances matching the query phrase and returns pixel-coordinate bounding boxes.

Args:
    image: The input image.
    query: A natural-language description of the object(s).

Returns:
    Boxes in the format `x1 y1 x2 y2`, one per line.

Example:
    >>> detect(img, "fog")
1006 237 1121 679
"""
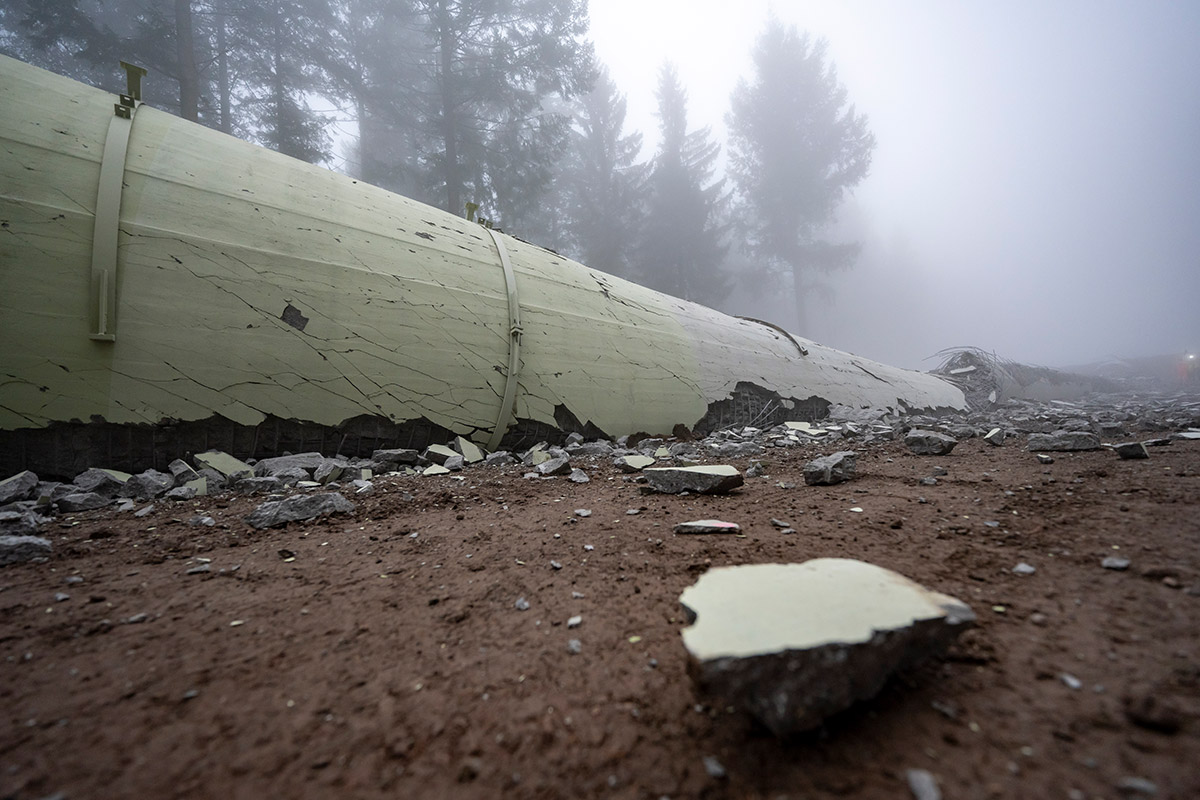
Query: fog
591 0 1200 370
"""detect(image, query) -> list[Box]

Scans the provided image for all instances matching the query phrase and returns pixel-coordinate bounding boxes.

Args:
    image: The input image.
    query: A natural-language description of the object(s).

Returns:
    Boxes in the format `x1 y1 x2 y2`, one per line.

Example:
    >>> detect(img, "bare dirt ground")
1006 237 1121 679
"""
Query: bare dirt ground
3 432 1199 799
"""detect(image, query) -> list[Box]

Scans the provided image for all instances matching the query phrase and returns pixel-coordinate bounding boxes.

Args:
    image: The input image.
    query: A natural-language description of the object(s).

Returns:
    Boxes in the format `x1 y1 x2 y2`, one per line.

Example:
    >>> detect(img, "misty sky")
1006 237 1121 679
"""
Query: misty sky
590 0 1200 369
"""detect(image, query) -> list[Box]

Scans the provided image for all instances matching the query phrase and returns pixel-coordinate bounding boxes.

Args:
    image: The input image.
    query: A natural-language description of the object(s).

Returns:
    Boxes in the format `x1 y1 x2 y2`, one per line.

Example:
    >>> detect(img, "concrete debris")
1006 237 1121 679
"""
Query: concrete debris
568 468 590 483
642 465 744 495
168 459 201 483
484 451 516 466
233 476 284 495
166 486 197 501
0 470 39 505
1012 562 1037 575
567 441 616 457
422 464 451 477
514 597 530 611
57 492 110 512
254 452 325 476
983 427 1005 446
453 436 485 464
121 469 175 501
442 455 465 472
193 451 254 479
371 448 419 469
1113 442 1149 460
535 456 572 476
0 509 49 536
1102 556 1131 571
314 459 348 484
802 451 857 486
244 492 355 529
0 534 52 565
906 768 942 800
674 519 742 535
422 444 459 465
679 559 975 735
72 467 129 498
614 454 656 473
1026 431 1102 452
904 430 958 456
1035 454 1055 464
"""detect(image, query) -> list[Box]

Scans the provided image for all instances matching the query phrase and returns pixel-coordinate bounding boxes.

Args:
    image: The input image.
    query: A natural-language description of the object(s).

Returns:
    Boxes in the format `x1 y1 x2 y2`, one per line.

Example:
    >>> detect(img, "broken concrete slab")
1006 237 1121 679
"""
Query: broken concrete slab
1027 431 1102 452
679 559 975 735
674 519 742 534
193 451 254 479
121 469 175 501
904 430 958 456
168 459 201 483
422 464 451 476
0 534 52 565
983 428 1005 446
254 452 325 476
0 471 39 505
642 465 744 495
614 455 656 473
422 444 460 465
57 492 110 512
244 492 355 529
72 467 130 497
1113 442 1150 460
453 436 485 464
535 456 573 476
803 451 857 486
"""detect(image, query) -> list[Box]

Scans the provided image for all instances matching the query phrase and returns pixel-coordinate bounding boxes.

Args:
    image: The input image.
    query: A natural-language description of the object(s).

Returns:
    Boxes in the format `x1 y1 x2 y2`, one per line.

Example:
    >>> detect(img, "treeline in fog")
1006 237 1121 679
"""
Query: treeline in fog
1 1 873 328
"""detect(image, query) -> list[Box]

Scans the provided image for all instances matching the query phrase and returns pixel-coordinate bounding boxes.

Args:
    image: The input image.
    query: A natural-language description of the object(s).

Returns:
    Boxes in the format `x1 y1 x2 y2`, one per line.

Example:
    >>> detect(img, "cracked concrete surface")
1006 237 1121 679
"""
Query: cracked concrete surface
0 56 965 474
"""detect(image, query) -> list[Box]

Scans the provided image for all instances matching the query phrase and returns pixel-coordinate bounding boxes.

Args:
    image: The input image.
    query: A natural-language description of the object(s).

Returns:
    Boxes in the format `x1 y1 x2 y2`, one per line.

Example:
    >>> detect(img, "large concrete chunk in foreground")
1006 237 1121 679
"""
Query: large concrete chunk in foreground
642 465 744 495
679 559 975 735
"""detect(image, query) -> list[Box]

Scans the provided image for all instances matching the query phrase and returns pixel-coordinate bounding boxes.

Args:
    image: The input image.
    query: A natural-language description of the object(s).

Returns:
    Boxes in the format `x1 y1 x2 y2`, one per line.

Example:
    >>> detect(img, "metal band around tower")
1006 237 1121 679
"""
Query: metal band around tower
484 226 524 451
89 62 146 341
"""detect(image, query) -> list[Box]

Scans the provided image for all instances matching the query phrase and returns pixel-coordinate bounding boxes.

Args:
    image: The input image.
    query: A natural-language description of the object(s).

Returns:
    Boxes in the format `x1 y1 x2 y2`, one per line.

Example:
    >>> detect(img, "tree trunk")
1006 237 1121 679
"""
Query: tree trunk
174 0 200 122
437 0 460 215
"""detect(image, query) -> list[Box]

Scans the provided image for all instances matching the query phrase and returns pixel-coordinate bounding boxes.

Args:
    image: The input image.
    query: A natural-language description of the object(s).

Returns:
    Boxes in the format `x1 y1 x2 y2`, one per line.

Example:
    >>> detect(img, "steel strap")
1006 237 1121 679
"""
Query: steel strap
484 227 523 451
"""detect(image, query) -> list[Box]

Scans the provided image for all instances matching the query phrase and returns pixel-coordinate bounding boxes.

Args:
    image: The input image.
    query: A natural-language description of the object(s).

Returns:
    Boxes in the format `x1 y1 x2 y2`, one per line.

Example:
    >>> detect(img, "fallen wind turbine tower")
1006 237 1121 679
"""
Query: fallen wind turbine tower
0 56 965 478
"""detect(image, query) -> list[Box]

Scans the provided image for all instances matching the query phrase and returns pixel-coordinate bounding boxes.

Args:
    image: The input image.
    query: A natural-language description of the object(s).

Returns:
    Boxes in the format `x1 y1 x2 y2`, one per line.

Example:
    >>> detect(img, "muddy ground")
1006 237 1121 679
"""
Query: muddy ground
2 428 1198 799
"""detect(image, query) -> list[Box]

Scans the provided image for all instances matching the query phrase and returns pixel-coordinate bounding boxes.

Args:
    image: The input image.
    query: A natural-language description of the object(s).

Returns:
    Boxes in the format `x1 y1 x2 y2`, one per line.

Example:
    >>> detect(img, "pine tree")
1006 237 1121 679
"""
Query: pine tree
556 67 647 278
727 16 875 331
637 63 729 306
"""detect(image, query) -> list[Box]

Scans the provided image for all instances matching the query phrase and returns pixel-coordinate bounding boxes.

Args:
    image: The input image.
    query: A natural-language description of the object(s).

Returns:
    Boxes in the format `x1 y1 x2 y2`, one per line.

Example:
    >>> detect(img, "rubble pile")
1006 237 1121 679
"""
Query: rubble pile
1 391 1198 562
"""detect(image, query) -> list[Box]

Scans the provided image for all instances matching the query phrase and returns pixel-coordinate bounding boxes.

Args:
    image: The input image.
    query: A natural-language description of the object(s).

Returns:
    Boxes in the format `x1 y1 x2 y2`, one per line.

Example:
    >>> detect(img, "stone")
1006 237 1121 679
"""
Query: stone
442 455 465 471
57 492 110 512
193 451 254 479
904 430 958 456
1013 562 1036 575
614 454 656 472
906 768 941 800
232 476 284 495
253 452 324 476
574 508 591 517
1113 442 1149 460
350 479 374 495
642 465 744 495
679 559 975 735
72 467 130 498
0 510 47 536
514 597 530 611
484 451 516 466
535 456 572 476
184 477 208 497
1116 777 1158 796
371 448 419 466
1035 454 1055 464
168 459 201 483
568 468 590 484
1102 556 1131 571
121 469 175 500
702 756 727 779
0 534 52 565
453 436 485 464
244 492 355 529
567 615 582 628
165 486 197 501
567 441 615 457
313 459 347 484
422 464 450 476
1026 431 1101 452
567 639 582 655
983 428 1005 446
745 460 766 478
802 451 857 486
0 471 39 505
674 519 741 535
423 444 459 465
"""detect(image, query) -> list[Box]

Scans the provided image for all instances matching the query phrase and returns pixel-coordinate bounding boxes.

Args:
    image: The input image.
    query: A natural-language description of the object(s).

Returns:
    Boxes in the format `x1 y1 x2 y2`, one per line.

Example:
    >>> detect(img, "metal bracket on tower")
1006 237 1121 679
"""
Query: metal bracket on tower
484 227 524 451
89 61 146 341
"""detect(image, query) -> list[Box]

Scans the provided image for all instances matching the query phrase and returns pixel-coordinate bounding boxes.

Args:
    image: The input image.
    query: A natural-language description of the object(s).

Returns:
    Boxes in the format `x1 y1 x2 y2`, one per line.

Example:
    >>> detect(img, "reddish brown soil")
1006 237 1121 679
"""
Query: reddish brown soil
2 436 1198 799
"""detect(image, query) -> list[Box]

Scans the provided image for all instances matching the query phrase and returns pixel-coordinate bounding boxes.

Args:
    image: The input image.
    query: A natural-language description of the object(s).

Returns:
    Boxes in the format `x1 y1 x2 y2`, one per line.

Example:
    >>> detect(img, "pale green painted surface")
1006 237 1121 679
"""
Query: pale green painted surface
0 55 964 445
